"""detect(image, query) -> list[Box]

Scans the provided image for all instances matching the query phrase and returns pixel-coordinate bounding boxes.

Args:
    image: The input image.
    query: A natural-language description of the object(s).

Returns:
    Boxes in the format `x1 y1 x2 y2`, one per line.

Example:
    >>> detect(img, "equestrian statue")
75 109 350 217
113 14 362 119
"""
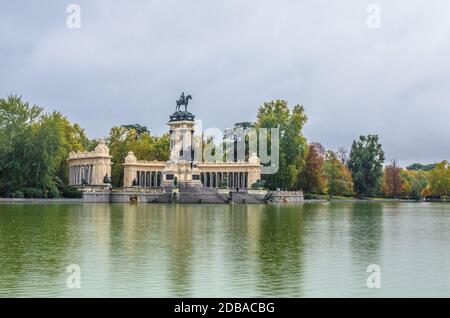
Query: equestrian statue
175 92 192 112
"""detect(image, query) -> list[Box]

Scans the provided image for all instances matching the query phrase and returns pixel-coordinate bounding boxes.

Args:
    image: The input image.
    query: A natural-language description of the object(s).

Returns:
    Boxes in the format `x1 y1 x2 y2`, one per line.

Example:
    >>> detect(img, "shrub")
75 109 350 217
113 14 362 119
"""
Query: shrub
11 191 24 198
218 181 228 189
251 180 266 190
60 185 82 198
48 187 60 198
303 193 322 200
22 188 44 198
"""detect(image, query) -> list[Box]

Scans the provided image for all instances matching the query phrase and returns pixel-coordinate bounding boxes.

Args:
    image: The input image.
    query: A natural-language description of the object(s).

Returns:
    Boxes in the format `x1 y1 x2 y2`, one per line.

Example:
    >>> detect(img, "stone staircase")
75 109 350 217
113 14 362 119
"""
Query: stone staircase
231 192 264 204
147 186 265 204
177 185 227 204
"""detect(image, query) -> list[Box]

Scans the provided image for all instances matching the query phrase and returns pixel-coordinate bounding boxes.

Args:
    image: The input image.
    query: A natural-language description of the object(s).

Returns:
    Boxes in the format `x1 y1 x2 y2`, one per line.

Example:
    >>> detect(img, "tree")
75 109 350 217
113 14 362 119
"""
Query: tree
0 95 88 196
323 150 354 197
428 161 450 198
222 122 255 162
122 124 150 140
406 163 436 171
298 144 325 193
107 126 170 186
0 95 42 191
255 100 308 190
347 135 385 198
400 169 429 200
337 147 348 164
381 160 404 198
55 117 90 184
30 112 67 189
309 142 325 158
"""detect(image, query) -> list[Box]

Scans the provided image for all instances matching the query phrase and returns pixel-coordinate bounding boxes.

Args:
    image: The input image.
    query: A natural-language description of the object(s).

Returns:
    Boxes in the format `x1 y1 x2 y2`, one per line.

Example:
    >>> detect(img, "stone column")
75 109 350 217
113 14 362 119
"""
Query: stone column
237 172 240 188
190 129 194 162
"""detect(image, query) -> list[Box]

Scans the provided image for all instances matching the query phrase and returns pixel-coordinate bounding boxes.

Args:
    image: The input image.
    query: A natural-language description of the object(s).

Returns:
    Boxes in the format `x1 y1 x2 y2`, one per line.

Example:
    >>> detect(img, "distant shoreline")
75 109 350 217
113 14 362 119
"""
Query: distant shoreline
0 198 83 204
0 197 446 204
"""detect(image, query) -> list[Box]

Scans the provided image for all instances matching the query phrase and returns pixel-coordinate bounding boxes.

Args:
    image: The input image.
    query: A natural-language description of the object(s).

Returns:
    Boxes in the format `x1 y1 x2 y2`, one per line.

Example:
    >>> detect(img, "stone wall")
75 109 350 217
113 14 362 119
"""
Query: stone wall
269 191 304 203
82 191 168 203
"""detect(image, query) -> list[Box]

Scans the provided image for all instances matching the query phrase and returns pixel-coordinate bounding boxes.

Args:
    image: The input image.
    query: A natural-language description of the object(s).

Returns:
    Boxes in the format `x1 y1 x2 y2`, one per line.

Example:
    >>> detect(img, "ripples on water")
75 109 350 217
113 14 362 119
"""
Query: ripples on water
0 202 450 297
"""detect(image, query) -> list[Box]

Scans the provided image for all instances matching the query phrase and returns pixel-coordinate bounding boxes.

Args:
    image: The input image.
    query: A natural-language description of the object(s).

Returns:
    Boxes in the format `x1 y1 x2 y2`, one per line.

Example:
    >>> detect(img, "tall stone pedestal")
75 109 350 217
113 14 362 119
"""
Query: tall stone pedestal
160 160 203 189
160 110 203 190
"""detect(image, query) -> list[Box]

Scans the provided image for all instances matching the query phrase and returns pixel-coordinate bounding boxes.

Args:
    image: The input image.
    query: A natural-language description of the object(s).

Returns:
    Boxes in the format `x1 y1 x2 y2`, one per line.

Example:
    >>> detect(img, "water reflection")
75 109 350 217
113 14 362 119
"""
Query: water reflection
349 203 383 263
0 204 81 296
252 205 305 296
164 205 196 296
1 202 450 297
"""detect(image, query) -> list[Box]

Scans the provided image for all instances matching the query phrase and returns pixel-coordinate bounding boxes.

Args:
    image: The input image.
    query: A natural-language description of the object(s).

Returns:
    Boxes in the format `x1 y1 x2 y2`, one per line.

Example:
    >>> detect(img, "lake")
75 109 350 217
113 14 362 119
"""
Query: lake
1 202 449 297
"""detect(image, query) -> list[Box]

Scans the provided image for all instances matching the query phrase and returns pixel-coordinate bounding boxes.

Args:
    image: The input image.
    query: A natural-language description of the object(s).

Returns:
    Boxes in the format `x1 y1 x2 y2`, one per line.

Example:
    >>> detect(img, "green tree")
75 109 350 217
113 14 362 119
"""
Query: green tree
347 135 385 198
406 163 436 171
30 112 67 189
54 116 90 184
400 169 428 200
0 95 42 191
0 96 88 196
107 126 170 187
255 100 308 190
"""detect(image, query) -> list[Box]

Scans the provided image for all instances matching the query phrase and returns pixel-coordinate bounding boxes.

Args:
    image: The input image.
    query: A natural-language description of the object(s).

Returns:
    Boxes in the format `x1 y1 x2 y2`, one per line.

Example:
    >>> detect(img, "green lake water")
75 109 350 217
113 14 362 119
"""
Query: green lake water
0 202 449 297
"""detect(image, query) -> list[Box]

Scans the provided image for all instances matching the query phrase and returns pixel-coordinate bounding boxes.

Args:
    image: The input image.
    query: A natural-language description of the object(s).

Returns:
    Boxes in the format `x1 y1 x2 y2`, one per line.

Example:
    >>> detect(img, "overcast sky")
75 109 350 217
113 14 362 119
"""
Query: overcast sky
1 0 450 166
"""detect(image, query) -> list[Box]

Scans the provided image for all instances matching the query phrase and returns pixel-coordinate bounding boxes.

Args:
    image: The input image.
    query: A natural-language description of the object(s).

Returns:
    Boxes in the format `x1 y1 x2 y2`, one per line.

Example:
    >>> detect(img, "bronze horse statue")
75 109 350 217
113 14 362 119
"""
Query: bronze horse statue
176 92 192 112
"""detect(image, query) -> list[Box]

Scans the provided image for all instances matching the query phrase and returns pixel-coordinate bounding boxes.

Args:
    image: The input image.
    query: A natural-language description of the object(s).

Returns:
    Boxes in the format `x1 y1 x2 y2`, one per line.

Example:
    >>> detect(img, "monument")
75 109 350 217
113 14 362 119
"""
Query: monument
68 92 265 203
160 93 202 188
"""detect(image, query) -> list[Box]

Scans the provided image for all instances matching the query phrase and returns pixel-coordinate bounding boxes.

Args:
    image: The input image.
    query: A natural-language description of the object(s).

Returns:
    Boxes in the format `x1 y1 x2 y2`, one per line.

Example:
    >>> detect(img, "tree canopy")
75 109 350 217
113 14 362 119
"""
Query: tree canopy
107 126 170 186
347 135 385 197
299 143 325 194
255 100 308 190
4 94 448 200
323 150 354 197
0 95 89 197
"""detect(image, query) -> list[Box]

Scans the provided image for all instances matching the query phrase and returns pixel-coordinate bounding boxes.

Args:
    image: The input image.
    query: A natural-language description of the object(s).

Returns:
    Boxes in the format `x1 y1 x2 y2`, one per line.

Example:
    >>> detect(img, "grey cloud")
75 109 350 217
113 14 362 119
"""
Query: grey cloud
1 0 450 166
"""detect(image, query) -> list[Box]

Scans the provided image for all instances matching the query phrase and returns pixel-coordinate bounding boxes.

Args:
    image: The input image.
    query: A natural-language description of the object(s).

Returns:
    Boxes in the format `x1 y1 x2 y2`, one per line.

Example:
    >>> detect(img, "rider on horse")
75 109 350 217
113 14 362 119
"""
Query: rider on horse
176 92 192 112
